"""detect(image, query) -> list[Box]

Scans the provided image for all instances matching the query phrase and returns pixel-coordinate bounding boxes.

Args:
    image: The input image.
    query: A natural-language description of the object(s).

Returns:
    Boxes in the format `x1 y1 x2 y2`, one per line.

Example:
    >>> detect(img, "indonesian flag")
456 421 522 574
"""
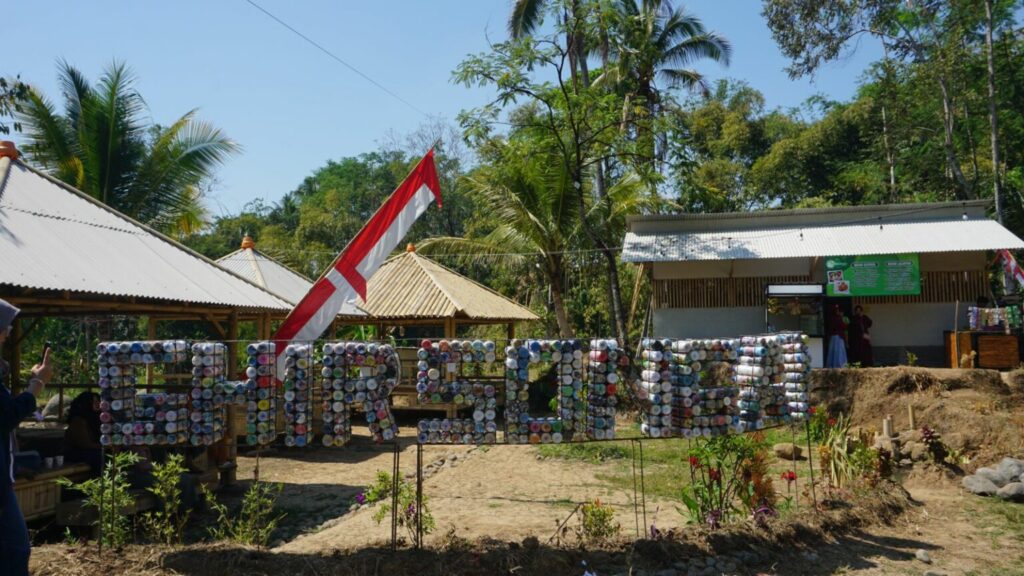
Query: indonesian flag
998 249 1024 289
272 150 442 364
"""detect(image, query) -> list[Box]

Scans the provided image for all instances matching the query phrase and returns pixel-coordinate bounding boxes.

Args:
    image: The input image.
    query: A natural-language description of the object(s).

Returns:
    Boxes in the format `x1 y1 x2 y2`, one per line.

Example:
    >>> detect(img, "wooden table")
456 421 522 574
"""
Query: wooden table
15 463 91 521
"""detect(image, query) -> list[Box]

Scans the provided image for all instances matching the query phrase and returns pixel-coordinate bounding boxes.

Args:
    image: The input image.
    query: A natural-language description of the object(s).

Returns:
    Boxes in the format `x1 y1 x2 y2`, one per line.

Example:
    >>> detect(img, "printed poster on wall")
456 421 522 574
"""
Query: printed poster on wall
825 254 921 297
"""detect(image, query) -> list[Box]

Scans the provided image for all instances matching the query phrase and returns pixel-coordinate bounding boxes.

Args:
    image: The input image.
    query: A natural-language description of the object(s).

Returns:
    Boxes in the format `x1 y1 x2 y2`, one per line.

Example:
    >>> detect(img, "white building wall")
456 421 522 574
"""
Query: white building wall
860 302 959 346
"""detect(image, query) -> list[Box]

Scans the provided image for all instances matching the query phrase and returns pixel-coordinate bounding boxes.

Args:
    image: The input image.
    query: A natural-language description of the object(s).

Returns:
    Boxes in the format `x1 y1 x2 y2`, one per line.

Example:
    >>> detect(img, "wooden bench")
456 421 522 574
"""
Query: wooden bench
14 463 92 521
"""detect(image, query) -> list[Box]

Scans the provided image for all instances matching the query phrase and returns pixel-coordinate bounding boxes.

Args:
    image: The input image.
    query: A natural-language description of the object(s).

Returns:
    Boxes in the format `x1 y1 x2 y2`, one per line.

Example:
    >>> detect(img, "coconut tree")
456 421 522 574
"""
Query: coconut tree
17 61 238 235
604 0 731 165
419 140 580 337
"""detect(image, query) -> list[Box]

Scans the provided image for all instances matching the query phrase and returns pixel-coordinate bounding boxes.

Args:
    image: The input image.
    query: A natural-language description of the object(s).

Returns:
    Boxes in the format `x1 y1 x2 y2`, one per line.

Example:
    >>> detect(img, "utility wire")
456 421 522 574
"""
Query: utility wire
242 0 430 118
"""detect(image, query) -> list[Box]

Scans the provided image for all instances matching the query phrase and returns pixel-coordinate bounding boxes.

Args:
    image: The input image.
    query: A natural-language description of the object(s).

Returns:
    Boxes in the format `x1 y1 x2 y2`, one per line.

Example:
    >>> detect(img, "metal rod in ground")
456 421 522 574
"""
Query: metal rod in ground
804 418 818 510
98 444 105 555
630 439 640 538
391 442 400 551
547 502 584 545
416 442 423 549
791 423 799 512
638 437 648 533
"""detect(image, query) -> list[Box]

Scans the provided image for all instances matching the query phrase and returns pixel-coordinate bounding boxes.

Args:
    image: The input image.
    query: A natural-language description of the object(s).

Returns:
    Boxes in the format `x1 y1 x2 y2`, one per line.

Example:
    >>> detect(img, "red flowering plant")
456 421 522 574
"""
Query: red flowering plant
679 434 768 530
807 404 832 443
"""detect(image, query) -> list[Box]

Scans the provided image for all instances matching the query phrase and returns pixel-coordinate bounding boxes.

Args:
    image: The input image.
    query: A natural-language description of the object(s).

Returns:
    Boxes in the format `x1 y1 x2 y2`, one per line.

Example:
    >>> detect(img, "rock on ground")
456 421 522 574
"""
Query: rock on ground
996 458 1024 482
962 474 999 496
773 443 803 460
995 482 1024 503
914 549 932 564
974 466 1011 488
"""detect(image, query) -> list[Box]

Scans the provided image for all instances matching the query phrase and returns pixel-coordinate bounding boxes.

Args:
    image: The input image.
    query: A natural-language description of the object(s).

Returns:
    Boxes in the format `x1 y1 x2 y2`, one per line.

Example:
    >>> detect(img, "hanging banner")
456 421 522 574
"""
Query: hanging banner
824 254 921 297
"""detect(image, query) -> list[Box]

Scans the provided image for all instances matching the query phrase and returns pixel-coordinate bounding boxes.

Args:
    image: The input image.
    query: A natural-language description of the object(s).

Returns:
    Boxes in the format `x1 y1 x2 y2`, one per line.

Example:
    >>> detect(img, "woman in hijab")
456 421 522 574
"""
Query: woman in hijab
0 298 54 576
63 392 103 474
825 304 849 368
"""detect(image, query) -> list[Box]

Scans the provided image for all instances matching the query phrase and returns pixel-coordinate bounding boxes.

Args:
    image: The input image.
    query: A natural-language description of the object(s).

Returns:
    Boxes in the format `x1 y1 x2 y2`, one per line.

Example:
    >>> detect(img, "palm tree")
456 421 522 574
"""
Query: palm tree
17 61 238 235
604 0 731 165
419 141 580 337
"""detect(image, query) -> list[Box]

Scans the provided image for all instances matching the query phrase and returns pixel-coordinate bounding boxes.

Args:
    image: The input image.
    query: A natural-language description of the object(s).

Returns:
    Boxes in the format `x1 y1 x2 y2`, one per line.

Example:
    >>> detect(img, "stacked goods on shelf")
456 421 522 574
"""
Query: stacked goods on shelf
587 339 625 440
968 305 1023 330
190 342 227 446
415 340 498 445
97 341 188 447
639 338 674 438
133 393 189 445
320 342 352 447
332 342 400 443
504 339 582 444
672 339 739 439
245 341 277 446
779 333 811 421
281 343 312 447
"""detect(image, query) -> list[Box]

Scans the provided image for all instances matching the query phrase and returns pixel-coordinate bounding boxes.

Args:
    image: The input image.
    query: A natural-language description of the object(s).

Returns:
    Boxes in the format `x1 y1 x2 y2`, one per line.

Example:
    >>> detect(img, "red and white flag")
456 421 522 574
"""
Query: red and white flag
273 150 442 362
998 249 1024 289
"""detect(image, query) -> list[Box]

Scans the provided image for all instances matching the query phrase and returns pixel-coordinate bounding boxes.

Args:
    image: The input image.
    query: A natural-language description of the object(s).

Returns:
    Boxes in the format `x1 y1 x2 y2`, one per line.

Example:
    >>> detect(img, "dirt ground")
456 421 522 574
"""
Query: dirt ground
29 367 1024 575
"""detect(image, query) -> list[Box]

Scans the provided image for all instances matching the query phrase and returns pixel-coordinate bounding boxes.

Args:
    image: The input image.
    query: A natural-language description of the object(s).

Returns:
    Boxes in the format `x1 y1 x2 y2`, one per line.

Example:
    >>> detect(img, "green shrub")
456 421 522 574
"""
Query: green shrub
579 499 619 542
203 481 284 548
366 470 435 544
142 453 190 545
679 434 768 529
58 451 141 547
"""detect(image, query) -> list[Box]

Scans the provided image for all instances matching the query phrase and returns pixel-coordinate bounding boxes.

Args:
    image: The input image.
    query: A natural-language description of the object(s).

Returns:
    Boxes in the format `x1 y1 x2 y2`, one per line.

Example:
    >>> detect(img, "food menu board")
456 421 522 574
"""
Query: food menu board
825 254 921 297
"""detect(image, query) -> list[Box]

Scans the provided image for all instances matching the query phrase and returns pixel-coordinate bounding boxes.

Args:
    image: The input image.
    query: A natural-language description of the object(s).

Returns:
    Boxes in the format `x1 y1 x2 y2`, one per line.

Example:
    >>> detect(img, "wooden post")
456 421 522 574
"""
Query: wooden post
907 404 916 430
882 414 894 438
444 318 456 340
507 322 515 342
227 311 239 380
146 317 157 390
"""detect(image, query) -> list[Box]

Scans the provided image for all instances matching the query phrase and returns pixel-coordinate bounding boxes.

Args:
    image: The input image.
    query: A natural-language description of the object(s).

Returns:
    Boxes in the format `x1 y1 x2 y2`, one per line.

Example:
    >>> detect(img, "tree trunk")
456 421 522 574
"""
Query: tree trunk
936 73 973 199
985 0 1004 225
548 259 575 338
881 104 897 201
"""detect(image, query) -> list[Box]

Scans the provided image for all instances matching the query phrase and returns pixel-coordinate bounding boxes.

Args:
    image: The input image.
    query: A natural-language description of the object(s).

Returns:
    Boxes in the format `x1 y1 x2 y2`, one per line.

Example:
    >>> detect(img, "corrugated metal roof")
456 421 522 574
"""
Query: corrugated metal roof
216 247 313 305
623 216 1024 262
0 158 291 310
343 250 538 321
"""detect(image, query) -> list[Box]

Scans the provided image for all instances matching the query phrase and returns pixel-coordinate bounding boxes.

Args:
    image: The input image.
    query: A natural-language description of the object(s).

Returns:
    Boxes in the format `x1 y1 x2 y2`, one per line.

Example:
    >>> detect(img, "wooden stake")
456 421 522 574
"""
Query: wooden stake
907 404 916 430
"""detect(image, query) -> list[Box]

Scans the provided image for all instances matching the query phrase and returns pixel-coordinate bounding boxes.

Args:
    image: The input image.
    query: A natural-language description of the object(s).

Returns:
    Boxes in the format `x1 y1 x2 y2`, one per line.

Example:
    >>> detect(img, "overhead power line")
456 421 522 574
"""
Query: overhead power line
242 0 430 118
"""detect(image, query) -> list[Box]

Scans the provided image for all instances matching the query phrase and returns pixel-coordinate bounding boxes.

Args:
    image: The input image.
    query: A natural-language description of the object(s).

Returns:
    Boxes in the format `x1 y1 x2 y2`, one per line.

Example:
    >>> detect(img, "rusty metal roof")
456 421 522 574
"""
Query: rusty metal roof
342 250 538 322
0 157 291 311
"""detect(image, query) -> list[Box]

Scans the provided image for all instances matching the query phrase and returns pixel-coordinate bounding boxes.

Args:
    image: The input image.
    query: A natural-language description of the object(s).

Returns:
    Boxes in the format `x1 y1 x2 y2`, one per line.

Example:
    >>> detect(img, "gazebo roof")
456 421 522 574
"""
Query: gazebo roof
339 245 538 323
0 150 291 316
216 237 314 305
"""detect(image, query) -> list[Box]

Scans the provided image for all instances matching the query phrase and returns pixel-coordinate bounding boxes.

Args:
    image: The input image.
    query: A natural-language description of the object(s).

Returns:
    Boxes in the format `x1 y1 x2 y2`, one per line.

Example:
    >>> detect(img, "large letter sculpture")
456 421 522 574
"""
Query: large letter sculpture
415 339 498 444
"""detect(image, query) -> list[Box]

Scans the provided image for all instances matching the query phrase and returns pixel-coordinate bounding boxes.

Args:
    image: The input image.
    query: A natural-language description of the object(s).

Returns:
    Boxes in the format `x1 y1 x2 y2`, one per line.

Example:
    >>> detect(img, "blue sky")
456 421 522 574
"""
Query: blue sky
7 1 882 215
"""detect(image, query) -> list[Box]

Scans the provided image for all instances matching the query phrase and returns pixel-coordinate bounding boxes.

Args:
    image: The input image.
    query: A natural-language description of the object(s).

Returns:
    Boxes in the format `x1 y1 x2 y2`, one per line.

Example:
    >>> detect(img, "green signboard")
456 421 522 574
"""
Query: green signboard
824 254 921 297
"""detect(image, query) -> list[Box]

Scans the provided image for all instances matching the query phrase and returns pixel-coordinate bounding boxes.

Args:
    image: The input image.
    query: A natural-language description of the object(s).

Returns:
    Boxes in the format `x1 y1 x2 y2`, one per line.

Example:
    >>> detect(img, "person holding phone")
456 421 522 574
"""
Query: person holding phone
0 298 54 576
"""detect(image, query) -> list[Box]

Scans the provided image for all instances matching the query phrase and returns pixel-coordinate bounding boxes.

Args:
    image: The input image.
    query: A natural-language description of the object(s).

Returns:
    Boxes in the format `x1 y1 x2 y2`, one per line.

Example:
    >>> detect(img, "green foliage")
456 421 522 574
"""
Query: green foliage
679 433 768 529
0 76 28 135
819 413 886 488
202 481 285 548
367 470 435 544
58 451 141 547
579 499 619 542
807 405 831 443
906 351 919 367
142 453 190 545
17 61 238 236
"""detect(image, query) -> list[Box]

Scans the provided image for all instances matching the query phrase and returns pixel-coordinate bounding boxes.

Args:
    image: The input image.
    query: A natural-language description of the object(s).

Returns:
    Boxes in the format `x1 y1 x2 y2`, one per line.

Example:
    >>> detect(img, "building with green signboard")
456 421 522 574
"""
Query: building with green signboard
622 201 1024 367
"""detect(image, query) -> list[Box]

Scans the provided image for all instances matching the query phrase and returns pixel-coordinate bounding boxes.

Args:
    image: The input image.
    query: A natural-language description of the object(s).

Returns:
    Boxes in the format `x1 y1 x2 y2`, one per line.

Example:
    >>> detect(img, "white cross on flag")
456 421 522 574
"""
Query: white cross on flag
272 150 442 367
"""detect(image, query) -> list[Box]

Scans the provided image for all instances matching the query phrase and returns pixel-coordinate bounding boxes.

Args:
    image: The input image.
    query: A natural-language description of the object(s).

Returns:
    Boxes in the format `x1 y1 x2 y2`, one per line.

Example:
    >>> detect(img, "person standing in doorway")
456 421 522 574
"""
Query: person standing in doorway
848 305 875 367
826 304 849 368
0 299 54 576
